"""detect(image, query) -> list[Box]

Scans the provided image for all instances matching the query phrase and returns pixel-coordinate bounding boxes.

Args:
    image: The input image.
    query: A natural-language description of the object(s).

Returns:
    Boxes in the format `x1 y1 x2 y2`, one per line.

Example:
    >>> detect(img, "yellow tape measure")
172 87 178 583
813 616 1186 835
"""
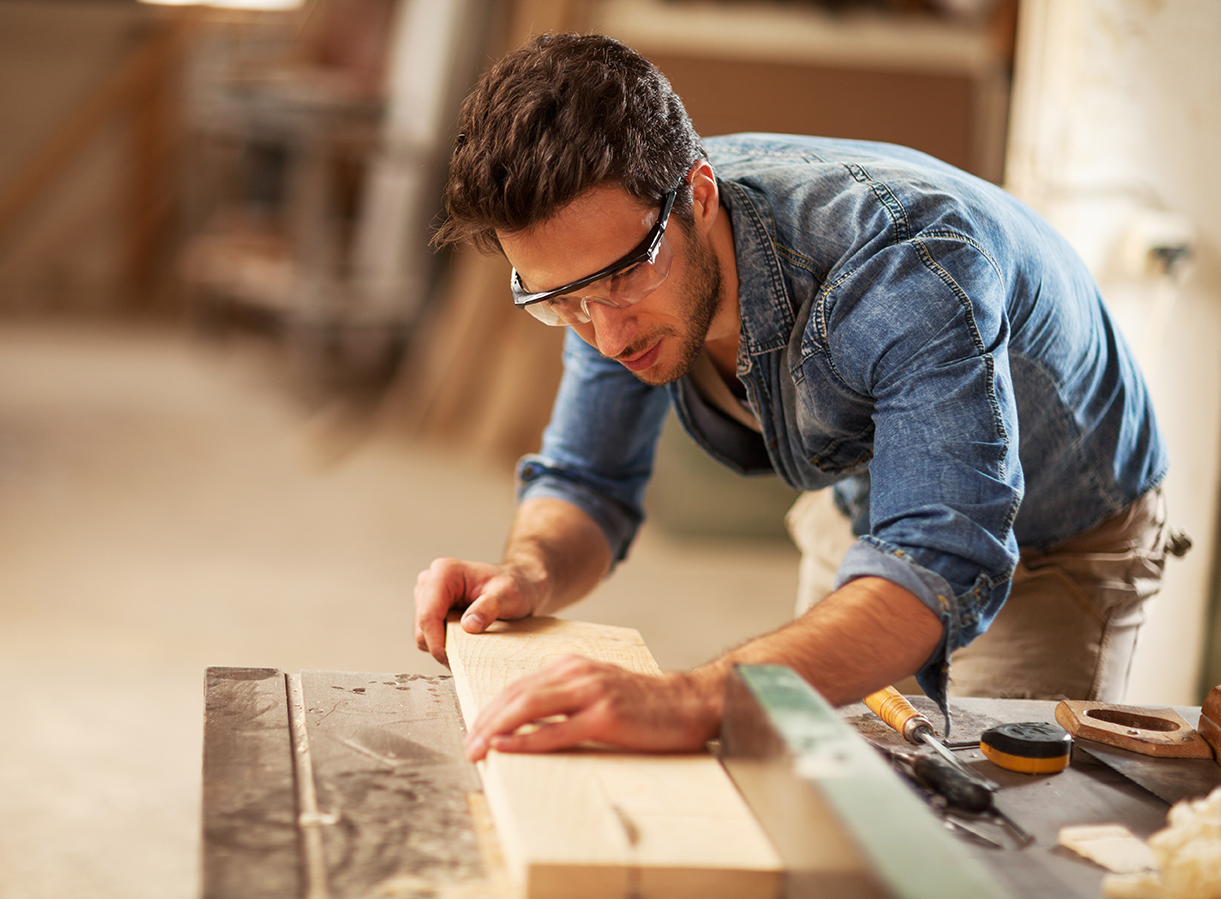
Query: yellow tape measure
980 722 1073 774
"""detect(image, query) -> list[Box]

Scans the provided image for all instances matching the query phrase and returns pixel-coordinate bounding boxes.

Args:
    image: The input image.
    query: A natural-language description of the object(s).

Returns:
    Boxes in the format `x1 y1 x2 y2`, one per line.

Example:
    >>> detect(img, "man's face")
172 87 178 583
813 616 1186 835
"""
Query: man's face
498 184 724 386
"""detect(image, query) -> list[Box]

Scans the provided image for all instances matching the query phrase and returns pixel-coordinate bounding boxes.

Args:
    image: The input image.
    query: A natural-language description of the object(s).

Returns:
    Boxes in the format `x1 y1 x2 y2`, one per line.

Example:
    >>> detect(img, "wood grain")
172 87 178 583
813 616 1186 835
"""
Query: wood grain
1054 700 1213 758
447 617 783 899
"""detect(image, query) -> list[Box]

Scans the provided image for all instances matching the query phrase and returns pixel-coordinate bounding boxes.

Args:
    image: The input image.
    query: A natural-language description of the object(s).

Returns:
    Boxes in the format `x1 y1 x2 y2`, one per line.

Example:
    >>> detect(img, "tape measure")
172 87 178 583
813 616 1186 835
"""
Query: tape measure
980 722 1073 774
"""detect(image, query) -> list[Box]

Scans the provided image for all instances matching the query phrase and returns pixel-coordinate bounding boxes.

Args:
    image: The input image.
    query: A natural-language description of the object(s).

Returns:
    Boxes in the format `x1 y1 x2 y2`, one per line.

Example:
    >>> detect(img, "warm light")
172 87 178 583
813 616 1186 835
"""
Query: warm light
138 0 305 9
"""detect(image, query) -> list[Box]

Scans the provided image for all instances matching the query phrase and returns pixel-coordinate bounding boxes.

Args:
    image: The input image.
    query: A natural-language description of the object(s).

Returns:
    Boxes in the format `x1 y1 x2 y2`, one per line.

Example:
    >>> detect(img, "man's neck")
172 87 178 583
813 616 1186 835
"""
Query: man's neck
703 201 741 385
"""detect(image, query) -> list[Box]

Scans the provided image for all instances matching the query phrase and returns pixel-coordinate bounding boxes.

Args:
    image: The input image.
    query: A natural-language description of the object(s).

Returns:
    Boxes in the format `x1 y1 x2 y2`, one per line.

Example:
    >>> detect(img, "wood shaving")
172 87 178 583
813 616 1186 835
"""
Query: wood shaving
1102 786 1221 899
1059 824 1157 874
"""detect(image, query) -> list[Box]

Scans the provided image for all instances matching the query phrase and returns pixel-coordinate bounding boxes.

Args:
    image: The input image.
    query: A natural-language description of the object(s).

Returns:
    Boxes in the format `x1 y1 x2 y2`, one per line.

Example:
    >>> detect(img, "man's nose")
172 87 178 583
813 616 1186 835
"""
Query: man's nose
586 300 637 359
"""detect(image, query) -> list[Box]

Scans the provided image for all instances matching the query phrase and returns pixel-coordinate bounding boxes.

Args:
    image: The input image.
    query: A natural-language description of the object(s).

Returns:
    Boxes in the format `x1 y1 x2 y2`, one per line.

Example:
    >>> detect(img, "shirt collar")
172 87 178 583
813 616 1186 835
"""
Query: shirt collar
717 177 800 367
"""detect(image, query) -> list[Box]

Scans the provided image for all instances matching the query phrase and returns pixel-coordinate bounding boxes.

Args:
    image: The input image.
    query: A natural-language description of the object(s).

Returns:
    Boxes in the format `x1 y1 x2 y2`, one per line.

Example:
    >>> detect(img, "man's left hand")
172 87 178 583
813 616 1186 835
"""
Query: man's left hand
463 655 723 761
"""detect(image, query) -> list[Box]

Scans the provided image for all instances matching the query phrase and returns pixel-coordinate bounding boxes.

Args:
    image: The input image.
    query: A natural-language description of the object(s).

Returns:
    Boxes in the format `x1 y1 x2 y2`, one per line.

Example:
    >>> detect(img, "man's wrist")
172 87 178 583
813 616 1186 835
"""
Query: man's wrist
681 663 730 741
498 549 551 616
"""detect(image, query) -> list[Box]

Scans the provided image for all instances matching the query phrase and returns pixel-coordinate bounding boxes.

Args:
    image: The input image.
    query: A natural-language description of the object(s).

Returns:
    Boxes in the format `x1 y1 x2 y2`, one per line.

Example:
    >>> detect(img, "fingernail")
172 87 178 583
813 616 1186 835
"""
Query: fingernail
467 736 486 761
463 613 485 631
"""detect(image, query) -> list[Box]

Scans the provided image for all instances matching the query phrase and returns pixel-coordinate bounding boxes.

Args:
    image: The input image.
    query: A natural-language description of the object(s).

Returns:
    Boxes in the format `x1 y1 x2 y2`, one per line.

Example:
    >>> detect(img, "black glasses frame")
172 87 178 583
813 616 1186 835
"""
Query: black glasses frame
511 187 679 310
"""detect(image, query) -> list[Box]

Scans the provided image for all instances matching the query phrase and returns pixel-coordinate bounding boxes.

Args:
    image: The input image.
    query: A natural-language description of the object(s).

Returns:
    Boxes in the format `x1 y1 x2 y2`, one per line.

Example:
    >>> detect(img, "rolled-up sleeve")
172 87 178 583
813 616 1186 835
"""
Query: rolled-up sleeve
825 235 1024 707
517 330 671 564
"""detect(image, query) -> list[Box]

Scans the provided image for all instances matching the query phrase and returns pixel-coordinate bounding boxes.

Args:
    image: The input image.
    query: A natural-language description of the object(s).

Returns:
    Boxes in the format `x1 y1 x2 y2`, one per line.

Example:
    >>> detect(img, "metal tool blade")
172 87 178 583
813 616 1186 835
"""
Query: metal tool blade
917 731 1000 790
719 665 1013 899
1076 739 1221 805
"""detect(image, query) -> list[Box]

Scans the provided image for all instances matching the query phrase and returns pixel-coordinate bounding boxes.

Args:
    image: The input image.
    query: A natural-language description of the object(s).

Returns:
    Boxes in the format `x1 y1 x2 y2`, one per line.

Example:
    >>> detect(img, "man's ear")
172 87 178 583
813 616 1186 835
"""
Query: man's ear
688 160 719 235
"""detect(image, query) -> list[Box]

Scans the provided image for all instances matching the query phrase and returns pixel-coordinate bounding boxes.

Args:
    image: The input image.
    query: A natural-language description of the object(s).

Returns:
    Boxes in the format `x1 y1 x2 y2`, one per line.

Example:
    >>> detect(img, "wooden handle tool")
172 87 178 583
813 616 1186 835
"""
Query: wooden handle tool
865 685 936 743
863 686 990 782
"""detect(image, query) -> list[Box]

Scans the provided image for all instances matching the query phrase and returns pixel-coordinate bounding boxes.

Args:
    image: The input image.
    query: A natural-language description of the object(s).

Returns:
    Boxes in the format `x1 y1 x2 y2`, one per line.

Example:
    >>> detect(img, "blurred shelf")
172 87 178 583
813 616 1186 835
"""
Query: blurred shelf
592 0 1007 76
589 0 1016 182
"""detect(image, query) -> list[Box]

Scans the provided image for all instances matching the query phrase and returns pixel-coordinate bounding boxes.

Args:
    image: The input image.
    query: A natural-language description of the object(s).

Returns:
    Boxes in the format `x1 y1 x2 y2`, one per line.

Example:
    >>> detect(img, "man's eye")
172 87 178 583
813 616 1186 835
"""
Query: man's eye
609 262 647 287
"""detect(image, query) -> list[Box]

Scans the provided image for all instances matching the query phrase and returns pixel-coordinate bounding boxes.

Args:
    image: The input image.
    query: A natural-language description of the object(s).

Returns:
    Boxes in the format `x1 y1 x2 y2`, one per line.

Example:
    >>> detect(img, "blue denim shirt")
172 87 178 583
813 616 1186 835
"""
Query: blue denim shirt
517 134 1167 709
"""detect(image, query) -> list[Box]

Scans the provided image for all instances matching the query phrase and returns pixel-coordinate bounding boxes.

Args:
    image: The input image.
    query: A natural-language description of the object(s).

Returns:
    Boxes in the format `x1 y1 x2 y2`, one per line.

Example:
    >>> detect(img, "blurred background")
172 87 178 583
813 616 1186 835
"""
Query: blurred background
0 0 1217 896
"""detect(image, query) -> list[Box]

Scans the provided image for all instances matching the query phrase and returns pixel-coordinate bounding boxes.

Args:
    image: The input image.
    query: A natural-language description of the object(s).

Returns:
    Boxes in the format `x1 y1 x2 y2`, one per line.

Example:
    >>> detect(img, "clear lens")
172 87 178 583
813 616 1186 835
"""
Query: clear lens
523 301 566 326
527 296 593 326
523 235 674 327
607 238 671 301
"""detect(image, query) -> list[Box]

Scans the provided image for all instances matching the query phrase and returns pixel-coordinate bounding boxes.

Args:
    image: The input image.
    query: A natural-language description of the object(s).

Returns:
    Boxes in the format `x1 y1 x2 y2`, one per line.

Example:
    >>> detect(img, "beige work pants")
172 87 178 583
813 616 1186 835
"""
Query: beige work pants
785 487 1188 702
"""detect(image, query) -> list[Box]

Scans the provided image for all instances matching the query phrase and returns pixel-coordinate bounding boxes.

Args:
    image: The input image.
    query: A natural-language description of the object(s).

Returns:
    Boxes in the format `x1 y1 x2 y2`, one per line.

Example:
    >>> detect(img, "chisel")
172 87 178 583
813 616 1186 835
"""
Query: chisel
865 688 1035 848
876 744 1035 848
864 686 995 786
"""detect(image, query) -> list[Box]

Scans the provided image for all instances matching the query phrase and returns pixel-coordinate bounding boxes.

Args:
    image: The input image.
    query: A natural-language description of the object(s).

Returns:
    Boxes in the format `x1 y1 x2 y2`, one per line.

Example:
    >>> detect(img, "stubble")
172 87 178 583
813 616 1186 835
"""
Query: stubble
629 224 724 387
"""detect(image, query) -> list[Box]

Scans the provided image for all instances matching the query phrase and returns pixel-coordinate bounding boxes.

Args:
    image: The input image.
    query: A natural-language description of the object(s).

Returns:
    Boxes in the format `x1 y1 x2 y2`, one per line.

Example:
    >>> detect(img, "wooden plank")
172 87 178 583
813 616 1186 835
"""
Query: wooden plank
201 667 301 899
298 670 504 899
447 617 783 899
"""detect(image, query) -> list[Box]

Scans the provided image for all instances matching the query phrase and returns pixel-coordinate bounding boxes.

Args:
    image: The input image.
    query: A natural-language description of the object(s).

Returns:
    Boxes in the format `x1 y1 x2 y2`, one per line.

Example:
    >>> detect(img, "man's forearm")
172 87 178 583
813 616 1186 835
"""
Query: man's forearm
691 576 945 724
502 497 614 617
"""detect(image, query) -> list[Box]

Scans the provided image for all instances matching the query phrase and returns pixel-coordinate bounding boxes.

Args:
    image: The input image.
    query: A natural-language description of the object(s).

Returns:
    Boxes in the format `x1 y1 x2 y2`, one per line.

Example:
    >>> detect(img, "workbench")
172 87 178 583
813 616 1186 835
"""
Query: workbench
200 666 1190 899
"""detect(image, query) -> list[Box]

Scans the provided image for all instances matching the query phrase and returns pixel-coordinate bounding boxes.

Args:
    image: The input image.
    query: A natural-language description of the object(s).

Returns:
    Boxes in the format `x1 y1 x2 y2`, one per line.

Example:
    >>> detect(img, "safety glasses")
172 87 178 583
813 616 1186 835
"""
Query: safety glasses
510 187 678 326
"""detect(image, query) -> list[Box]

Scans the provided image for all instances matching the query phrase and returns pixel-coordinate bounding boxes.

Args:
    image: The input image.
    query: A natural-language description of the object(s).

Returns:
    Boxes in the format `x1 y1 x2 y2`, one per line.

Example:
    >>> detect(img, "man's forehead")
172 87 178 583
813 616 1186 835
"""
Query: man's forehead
497 186 659 289
502 184 653 240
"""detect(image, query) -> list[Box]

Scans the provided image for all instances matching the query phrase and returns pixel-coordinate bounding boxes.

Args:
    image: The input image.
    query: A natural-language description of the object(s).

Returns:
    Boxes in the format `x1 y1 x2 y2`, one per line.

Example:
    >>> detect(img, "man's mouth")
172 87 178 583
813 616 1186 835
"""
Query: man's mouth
617 341 662 372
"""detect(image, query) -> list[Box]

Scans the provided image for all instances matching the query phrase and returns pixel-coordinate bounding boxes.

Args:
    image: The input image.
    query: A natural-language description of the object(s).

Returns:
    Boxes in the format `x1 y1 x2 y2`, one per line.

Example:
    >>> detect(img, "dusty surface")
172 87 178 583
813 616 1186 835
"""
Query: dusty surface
0 319 798 899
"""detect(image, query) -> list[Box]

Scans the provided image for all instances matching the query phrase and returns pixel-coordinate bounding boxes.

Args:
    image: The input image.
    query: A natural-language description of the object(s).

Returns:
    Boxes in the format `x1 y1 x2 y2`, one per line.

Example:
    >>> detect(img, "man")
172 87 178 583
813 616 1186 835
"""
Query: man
415 33 1185 763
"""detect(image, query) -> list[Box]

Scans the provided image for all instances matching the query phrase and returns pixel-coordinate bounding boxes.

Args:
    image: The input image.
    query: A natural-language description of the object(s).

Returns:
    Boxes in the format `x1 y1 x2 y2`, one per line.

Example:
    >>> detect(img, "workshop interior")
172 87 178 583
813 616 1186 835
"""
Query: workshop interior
1 0 1219 897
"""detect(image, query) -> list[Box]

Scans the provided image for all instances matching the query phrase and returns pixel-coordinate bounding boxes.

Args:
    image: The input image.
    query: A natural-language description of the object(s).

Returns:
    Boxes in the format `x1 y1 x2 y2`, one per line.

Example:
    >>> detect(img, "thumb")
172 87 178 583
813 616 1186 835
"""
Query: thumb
459 593 503 633
460 573 536 632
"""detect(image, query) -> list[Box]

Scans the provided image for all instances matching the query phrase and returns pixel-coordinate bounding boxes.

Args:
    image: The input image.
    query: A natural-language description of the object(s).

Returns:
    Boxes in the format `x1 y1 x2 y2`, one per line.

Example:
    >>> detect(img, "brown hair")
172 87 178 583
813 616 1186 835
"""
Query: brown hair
433 33 705 253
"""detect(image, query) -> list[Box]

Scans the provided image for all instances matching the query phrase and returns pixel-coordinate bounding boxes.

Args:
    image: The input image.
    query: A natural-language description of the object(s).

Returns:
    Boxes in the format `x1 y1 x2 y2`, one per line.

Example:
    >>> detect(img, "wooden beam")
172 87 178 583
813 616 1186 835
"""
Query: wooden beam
447 617 783 899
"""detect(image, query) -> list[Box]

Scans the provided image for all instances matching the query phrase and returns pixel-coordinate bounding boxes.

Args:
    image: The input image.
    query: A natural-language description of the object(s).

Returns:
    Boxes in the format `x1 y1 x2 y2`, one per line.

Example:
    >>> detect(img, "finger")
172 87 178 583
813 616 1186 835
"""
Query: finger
413 582 433 653
460 569 536 632
413 561 471 664
420 610 449 665
470 656 593 727
465 660 599 758
459 589 512 633
468 684 582 749
488 714 598 755
414 589 450 664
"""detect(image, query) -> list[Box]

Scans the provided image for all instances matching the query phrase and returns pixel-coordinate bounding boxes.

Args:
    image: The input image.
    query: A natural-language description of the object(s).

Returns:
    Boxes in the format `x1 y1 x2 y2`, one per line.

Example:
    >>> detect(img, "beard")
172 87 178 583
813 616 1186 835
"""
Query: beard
625 225 724 387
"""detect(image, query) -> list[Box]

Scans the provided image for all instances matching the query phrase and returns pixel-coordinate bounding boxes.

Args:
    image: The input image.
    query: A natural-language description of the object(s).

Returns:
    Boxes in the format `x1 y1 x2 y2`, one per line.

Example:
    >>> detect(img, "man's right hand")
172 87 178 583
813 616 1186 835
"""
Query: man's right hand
413 497 615 666
413 558 540 666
